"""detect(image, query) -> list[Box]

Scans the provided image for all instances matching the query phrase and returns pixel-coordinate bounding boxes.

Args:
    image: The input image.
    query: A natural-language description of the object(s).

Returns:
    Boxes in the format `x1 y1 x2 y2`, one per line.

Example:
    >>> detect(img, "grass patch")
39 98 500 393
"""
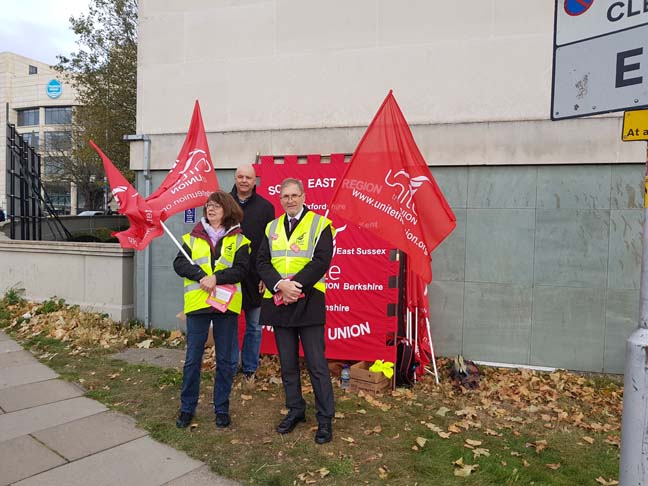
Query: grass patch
1 301 622 485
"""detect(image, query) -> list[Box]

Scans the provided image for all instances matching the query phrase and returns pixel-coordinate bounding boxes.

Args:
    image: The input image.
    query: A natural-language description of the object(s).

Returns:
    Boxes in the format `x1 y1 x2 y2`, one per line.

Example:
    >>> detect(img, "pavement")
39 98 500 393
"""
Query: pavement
0 330 239 486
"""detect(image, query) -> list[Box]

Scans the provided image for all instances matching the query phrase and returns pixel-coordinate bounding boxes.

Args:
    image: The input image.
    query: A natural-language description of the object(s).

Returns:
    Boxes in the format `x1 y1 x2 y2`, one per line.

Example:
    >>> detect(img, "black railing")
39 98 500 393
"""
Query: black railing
5 123 71 241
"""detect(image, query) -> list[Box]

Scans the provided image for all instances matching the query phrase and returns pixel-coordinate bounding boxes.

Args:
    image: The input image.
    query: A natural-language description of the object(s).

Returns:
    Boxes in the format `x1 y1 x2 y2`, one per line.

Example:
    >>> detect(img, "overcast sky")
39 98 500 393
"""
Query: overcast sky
1 0 90 65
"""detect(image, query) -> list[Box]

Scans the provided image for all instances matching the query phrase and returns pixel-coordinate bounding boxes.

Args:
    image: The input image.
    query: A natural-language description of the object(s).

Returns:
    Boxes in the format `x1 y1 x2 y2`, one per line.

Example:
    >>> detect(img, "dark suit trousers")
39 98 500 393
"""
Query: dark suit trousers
274 325 335 423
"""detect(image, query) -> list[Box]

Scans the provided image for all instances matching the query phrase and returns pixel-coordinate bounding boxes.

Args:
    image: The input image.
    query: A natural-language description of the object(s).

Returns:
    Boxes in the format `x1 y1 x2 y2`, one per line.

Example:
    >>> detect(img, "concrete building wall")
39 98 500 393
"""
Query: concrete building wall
134 1 646 372
431 163 642 373
0 240 134 322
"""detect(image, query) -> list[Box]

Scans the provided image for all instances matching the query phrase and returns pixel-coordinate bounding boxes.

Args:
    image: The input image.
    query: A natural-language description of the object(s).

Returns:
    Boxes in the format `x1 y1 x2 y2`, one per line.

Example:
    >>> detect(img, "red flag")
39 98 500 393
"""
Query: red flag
330 91 456 283
146 100 218 218
90 141 164 250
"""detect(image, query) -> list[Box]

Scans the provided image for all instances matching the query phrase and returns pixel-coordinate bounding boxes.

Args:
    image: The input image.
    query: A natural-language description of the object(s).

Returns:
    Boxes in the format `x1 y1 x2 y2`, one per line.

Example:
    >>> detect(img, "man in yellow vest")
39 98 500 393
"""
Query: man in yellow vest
257 178 335 444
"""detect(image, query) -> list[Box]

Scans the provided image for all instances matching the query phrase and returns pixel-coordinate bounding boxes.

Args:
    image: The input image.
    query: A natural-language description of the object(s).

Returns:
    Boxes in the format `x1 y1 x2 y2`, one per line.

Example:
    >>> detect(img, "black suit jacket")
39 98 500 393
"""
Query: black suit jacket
257 208 333 327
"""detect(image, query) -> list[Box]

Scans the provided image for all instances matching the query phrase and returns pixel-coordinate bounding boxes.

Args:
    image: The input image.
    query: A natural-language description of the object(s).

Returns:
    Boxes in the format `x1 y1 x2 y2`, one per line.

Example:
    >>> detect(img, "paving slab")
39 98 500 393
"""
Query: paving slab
14 436 204 486
111 348 185 369
163 465 240 485
0 397 106 442
0 339 22 354
0 330 11 341
0 350 39 369
0 435 67 486
0 379 84 412
33 410 148 461
0 362 59 390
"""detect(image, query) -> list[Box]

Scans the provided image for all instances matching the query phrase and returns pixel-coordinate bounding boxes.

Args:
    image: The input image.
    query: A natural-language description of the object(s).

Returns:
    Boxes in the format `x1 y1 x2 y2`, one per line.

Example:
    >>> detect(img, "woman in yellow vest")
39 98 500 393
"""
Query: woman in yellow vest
173 191 251 429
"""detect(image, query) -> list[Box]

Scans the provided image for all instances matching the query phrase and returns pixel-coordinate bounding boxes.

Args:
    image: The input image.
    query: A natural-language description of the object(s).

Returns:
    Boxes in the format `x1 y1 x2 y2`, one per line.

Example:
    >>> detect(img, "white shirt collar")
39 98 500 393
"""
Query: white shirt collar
287 207 305 221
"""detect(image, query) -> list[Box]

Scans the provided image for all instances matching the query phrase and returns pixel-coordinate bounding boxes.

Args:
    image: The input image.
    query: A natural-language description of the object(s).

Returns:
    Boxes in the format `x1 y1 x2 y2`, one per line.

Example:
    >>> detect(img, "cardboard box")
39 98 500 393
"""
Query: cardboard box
349 377 390 395
348 361 391 395
350 361 386 384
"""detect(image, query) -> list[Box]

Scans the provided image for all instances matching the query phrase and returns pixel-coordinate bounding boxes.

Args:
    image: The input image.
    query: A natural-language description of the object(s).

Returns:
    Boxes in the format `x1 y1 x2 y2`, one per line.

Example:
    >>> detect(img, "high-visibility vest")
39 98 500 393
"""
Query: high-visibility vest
182 232 250 314
263 212 332 299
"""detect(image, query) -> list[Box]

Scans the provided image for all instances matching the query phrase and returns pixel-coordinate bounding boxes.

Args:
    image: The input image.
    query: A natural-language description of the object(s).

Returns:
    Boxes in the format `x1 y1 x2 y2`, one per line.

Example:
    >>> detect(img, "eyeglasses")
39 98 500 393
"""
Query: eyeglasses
280 193 304 202
205 203 222 210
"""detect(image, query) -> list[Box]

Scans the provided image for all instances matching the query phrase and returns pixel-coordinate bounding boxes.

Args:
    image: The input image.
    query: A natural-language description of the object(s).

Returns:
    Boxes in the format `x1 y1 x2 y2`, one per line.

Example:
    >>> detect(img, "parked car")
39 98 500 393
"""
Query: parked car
77 210 104 216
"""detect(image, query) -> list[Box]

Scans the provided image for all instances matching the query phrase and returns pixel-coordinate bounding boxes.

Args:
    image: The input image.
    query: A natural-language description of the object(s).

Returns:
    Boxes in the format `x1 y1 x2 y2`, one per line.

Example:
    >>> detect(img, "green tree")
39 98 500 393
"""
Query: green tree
55 0 137 210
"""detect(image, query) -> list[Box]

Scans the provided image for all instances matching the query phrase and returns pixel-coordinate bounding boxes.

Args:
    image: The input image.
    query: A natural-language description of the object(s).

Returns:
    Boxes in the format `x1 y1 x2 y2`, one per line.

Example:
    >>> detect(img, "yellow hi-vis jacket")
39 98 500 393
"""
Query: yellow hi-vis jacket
263 211 333 299
182 232 250 314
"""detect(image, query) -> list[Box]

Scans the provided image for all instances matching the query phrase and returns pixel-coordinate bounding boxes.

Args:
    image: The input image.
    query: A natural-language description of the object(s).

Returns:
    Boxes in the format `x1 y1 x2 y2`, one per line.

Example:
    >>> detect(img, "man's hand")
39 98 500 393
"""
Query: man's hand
200 275 217 293
277 279 303 304
258 280 266 294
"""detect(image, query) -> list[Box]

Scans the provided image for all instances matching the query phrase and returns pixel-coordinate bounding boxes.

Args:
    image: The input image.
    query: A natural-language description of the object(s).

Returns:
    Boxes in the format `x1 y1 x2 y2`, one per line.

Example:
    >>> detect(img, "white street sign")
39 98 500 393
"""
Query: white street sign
552 0 648 120
557 0 648 46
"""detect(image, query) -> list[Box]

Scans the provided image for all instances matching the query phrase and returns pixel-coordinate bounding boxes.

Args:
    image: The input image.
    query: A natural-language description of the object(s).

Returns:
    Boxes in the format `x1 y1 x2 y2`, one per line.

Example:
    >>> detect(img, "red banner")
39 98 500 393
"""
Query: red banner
329 91 456 283
255 157 398 362
90 141 164 250
147 100 218 219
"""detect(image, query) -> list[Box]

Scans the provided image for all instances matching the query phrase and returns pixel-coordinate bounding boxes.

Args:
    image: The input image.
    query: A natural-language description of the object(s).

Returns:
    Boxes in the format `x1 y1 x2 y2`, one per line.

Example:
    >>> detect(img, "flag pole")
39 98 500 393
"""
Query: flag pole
161 221 194 265
424 317 440 384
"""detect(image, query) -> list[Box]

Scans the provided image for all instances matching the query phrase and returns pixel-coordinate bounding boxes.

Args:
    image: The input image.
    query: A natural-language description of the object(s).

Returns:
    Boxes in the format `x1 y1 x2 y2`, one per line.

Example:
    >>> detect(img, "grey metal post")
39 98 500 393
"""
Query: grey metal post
123 134 152 329
143 136 151 329
619 142 648 485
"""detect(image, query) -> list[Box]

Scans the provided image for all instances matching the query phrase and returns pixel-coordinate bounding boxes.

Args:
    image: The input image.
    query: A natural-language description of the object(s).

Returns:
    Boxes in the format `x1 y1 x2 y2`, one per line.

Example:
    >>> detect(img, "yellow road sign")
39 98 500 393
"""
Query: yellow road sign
622 110 648 141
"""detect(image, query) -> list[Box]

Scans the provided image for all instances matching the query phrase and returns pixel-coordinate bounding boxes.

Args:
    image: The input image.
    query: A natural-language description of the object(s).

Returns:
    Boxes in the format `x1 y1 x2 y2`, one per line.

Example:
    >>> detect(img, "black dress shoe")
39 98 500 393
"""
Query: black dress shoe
314 422 332 444
176 411 193 429
276 414 306 434
215 413 231 428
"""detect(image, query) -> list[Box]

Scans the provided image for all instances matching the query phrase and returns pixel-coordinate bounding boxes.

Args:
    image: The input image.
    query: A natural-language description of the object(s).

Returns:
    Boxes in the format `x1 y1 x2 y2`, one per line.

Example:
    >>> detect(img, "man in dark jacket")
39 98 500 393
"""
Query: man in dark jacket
257 178 335 445
230 164 275 381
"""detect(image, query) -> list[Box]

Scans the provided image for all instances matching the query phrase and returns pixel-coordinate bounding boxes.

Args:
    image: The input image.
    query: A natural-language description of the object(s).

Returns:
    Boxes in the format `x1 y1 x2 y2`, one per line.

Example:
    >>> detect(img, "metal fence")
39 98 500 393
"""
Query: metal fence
5 123 71 241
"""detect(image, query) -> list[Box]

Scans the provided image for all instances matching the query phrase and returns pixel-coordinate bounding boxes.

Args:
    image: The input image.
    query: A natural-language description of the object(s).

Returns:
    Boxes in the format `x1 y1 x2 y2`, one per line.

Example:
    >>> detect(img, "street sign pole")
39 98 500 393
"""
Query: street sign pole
619 141 648 485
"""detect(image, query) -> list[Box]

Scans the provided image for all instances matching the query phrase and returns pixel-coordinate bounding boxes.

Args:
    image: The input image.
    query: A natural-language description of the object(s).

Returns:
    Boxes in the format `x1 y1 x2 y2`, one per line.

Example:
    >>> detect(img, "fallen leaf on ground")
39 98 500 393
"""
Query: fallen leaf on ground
136 339 153 349
453 457 478 477
595 477 619 485
436 407 450 417
582 436 595 444
465 439 482 447
415 437 427 447
167 330 182 341
424 422 442 433
473 448 490 458
526 440 548 454
241 394 252 401
546 463 561 470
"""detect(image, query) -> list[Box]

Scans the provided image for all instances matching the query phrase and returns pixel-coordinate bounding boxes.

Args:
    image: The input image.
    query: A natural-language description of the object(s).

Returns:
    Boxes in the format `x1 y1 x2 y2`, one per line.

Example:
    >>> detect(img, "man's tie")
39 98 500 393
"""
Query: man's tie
289 217 298 232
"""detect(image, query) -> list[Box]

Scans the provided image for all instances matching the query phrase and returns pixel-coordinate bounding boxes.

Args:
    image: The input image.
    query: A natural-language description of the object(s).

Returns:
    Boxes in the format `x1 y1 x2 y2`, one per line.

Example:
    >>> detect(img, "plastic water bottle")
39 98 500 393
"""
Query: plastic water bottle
340 364 350 389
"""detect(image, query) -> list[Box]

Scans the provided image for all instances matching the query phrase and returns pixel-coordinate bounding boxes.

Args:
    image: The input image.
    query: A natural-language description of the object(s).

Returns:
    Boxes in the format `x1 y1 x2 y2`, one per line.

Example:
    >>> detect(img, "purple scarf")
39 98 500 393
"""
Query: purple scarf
202 218 226 246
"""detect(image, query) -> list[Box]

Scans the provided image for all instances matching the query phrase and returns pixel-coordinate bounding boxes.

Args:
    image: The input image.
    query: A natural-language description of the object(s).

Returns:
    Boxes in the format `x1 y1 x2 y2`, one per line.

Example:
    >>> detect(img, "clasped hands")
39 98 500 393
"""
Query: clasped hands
277 279 303 304
199 275 217 293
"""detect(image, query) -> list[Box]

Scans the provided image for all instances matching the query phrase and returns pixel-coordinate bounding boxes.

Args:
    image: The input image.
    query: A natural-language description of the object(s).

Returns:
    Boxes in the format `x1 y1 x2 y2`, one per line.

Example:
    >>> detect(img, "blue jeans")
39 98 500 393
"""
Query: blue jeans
180 312 238 415
231 306 262 374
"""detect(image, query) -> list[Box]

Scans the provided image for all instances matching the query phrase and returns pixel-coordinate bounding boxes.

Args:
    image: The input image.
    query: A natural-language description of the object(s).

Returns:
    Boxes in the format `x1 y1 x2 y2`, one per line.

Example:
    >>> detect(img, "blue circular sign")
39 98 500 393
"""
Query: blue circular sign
564 0 594 16
46 79 62 99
